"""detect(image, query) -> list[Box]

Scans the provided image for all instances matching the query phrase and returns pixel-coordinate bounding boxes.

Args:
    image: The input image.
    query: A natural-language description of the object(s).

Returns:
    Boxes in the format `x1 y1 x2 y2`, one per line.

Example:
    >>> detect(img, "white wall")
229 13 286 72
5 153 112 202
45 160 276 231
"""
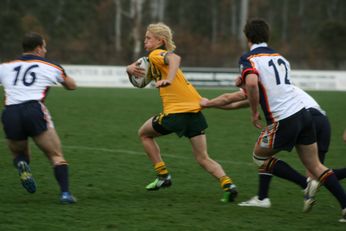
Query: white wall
64 65 133 88
291 70 346 91
64 65 346 91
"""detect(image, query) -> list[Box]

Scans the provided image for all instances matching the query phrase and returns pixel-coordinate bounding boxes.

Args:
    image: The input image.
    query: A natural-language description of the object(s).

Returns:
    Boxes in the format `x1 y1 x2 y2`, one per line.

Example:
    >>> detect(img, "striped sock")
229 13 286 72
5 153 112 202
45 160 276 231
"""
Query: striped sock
333 168 346 181
271 159 307 189
154 161 169 176
219 176 233 191
319 169 346 209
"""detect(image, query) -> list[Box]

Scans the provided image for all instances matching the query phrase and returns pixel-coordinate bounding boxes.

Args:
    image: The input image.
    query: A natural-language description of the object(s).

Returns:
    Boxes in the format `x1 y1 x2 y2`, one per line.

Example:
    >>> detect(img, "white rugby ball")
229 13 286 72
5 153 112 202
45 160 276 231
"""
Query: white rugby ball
129 57 152 88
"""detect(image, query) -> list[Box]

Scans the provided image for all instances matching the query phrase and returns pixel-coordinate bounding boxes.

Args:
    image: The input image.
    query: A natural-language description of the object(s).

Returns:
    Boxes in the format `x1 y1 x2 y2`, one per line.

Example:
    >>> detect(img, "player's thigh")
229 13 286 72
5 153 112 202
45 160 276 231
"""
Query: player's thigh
185 112 208 138
2 105 28 140
313 113 331 161
254 122 281 157
189 134 208 158
138 116 163 138
257 110 313 155
296 143 326 175
253 142 279 157
32 127 62 156
7 139 30 156
296 143 318 165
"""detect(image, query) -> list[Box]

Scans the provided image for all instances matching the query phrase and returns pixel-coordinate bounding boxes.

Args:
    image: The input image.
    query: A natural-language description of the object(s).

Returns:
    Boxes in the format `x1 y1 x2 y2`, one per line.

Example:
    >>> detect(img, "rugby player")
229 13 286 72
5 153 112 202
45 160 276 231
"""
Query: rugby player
0 32 77 204
126 23 238 202
201 18 346 222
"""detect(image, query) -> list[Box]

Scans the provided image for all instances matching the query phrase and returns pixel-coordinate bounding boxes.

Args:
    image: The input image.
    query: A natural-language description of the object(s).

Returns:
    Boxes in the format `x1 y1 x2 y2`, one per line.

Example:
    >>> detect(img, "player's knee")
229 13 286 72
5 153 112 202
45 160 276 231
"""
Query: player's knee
138 127 143 137
138 127 150 139
51 156 67 166
195 154 209 165
252 153 270 168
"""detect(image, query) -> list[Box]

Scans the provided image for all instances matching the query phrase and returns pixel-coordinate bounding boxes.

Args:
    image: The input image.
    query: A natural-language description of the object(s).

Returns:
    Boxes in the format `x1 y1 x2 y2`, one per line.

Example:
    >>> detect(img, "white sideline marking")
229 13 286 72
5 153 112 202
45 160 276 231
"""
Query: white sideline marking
63 145 252 166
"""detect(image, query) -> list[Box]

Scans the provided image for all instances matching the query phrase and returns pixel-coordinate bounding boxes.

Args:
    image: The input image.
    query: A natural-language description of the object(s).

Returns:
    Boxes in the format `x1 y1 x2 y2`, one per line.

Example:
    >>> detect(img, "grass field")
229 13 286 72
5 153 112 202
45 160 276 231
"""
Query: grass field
0 87 345 231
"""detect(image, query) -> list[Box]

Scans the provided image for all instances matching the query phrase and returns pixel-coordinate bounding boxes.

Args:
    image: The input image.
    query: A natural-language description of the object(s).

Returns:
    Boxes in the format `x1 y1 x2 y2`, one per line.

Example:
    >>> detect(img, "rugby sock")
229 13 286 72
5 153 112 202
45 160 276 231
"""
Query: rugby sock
54 164 69 192
219 176 234 191
154 161 169 177
258 173 272 200
270 159 307 189
13 154 30 167
332 168 346 181
257 158 307 200
319 169 346 208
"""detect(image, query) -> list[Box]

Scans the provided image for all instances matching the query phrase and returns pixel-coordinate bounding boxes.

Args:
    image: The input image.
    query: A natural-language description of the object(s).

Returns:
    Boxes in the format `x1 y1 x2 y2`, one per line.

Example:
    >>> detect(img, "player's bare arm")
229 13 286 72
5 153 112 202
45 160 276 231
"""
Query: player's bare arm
201 91 247 109
155 52 180 88
61 75 77 90
245 74 261 129
218 99 249 110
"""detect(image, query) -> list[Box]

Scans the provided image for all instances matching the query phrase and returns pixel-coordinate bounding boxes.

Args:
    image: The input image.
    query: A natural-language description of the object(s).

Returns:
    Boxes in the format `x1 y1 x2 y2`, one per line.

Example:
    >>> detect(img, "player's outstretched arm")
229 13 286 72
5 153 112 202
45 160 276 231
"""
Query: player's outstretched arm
200 91 247 109
61 75 77 90
218 99 249 110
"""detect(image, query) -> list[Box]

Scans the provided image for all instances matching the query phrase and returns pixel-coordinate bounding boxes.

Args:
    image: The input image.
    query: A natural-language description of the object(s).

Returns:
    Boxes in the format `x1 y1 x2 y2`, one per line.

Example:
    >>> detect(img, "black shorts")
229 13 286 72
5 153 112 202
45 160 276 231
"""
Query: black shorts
152 111 208 138
257 109 316 152
1 101 53 140
309 108 331 163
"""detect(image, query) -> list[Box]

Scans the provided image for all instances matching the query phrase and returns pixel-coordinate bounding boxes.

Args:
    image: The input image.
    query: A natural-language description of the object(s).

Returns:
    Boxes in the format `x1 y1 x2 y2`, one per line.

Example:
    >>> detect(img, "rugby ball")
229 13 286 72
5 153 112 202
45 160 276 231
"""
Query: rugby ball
129 57 152 88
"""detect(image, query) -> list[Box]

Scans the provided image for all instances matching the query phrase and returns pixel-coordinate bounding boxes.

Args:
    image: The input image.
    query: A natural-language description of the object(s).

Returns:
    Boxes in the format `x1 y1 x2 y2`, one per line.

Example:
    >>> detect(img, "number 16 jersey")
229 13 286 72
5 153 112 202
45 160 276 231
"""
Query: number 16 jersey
239 43 304 124
0 54 66 105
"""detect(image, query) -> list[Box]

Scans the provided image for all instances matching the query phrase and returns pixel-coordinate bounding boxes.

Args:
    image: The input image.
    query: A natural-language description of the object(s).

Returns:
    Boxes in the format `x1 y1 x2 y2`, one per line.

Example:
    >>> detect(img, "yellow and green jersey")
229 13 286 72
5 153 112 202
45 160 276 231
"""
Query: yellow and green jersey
148 49 202 114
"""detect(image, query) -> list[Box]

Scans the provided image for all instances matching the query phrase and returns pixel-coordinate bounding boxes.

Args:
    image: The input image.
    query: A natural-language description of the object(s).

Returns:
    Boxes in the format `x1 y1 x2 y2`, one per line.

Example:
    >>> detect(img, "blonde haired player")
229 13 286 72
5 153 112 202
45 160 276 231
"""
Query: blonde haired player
0 32 77 203
126 22 238 202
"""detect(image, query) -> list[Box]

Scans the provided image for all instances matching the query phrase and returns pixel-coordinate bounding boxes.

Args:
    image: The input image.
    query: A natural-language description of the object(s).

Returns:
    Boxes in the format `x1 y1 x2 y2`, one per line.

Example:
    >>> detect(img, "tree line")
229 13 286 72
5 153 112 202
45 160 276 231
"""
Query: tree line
0 0 345 69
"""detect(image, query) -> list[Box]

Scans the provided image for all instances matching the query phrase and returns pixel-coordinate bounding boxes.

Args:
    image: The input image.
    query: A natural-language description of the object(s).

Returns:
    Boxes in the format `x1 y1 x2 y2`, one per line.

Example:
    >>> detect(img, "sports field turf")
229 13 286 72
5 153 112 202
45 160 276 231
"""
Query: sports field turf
0 87 345 231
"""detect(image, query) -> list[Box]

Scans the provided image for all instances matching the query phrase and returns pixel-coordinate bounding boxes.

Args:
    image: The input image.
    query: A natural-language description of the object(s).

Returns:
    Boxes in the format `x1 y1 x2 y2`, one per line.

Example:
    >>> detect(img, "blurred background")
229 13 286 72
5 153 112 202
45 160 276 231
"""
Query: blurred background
0 0 345 69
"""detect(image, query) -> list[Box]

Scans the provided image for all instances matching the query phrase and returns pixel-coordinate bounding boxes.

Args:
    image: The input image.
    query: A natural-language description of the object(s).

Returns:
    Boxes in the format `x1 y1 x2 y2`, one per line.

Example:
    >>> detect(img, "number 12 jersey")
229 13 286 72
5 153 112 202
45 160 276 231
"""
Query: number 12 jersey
239 43 304 124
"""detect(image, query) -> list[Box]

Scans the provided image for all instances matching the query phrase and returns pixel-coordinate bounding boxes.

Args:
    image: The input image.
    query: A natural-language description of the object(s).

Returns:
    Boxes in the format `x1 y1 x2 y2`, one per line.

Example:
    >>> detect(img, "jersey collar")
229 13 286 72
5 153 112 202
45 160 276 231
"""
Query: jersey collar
250 42 268 51
19 54 45 61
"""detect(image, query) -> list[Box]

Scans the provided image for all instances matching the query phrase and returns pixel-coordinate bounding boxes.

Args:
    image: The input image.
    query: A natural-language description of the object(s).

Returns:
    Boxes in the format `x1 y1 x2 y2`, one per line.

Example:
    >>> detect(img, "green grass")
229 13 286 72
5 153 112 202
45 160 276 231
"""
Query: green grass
0 87 345 231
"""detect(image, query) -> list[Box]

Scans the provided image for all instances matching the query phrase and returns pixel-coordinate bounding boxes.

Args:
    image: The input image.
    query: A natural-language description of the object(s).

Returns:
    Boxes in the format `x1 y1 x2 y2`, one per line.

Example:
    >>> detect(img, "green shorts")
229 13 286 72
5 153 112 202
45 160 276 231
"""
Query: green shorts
152 112 208 138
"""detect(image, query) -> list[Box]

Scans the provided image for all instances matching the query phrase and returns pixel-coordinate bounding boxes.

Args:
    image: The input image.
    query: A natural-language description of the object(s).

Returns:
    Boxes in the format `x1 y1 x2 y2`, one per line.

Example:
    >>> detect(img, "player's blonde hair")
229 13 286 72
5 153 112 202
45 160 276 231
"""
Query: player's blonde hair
147 23 176 51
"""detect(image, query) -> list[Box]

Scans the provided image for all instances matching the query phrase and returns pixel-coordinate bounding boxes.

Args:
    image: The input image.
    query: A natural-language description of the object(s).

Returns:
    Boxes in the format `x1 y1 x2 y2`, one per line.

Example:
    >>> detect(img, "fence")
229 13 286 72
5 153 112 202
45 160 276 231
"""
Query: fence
63 65 346 91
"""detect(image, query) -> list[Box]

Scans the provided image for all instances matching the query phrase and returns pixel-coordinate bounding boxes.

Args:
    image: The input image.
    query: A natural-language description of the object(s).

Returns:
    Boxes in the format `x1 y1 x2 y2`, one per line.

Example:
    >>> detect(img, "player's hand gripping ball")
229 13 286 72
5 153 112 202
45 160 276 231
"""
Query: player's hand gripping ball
129 57 152 88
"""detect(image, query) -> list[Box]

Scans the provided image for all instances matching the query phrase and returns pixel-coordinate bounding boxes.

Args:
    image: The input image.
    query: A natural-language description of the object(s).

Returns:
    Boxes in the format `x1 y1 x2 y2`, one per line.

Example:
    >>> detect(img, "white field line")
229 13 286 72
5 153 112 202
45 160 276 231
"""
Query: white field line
62 145 253 166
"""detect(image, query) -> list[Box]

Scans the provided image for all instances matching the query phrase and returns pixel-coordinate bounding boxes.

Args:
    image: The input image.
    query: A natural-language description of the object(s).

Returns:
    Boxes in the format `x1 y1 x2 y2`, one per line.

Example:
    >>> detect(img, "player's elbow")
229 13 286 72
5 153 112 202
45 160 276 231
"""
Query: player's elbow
63 77 77 90
66 83 77 90
175 55 181 63
222 96 232 104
